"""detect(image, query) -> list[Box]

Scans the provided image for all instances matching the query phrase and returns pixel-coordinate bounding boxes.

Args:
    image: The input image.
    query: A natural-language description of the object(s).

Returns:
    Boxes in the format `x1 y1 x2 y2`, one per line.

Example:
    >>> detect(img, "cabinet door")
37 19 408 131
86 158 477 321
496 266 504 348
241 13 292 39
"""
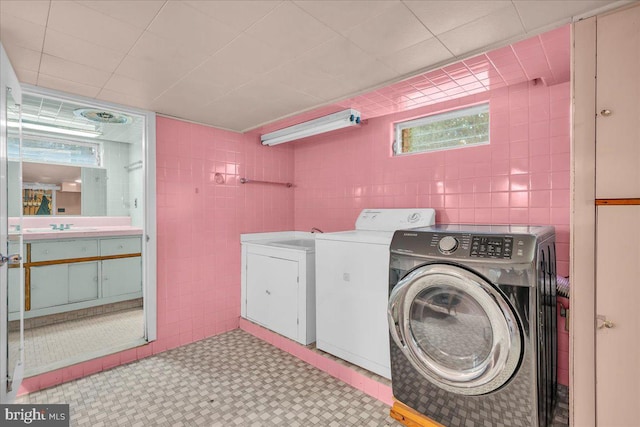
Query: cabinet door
68 261 99 302
30 264 69 309
246 253 298 340
102 257 142 297
596 205 640 425
596 7 640 198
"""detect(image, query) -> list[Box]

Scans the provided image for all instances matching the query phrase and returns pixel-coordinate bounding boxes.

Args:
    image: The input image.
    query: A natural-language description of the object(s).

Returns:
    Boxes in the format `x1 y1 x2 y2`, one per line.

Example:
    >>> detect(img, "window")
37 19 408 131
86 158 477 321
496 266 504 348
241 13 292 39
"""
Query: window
8 137 102 167
394 103 489 155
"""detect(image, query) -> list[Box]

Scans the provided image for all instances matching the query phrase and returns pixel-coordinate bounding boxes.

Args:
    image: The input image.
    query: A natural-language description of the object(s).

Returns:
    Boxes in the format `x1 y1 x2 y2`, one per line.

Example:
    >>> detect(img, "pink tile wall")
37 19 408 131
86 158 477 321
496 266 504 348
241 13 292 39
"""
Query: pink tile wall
293 80 571 385
19 116 295 395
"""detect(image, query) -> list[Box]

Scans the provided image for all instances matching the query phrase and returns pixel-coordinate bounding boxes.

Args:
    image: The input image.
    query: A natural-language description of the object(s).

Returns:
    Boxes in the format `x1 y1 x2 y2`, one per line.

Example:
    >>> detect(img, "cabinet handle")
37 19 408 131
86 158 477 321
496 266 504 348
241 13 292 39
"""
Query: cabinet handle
600 109 612 117
118 245 124 249
265 290 271 295
103 276 109 281
597 314 615 329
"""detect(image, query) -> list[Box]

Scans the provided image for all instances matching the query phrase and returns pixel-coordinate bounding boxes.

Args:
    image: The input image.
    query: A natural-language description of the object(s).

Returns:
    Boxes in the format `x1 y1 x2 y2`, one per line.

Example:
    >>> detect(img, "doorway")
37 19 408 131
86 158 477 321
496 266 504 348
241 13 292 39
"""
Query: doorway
1 56 156 396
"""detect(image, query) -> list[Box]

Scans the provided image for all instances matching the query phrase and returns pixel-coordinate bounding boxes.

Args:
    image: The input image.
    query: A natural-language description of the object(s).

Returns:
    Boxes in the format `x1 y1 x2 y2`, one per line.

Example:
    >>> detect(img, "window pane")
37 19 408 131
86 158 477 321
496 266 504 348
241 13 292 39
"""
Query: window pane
395 103 489 155
9 137 101 167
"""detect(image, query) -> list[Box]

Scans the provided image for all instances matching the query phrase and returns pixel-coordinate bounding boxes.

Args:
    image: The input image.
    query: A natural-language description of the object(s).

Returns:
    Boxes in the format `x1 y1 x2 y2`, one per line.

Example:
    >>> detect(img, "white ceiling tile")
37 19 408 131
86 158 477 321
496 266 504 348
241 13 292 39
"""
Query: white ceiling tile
264 61 357 102
37 73 101 98
301 36 376 79
345 2 433 56
187 57 255 92
246 2 337 58
43 28 124 72
96 88 152 111
2 43 41 72
15 68 38 85
47 1 143 54
438 6 525 56
76 0 165 29
294 0 398 35
39 54 112 88
0 15 46 51
0 0 50 26
145 1 240 56
103 73 171 101
151 76 230 110
185 0 280 32
513 1 614 32
207 34 295 77
405 1 509 36
126 31 207 69
379 38 454 75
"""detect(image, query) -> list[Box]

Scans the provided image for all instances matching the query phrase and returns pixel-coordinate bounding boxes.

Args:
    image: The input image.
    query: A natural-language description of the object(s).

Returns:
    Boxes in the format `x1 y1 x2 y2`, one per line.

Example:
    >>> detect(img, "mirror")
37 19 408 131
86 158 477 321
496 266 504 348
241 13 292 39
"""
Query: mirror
7 92 145 221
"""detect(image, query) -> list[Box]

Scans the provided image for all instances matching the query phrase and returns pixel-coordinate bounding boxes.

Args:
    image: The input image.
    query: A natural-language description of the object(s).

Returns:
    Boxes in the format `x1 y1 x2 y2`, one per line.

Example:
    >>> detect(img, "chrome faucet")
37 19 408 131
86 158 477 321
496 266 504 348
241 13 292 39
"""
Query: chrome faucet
311 227 324 233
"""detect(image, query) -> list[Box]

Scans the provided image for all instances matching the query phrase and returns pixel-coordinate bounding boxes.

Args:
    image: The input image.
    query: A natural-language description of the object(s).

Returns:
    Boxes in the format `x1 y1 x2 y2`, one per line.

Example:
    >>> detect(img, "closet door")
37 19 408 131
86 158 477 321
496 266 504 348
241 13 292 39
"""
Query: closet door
595 206 640 426
596 6 640 198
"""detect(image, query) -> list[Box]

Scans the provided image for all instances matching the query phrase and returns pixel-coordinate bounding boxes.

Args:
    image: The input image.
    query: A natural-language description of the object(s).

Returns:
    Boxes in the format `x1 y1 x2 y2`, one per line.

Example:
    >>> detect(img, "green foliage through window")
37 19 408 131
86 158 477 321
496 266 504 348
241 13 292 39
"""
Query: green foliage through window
394 103 489 155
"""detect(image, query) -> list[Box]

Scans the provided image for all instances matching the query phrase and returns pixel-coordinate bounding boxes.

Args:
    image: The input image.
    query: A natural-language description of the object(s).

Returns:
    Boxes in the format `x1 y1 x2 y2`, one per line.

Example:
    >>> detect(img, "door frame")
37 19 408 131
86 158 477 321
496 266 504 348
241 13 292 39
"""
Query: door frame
1 43 23 403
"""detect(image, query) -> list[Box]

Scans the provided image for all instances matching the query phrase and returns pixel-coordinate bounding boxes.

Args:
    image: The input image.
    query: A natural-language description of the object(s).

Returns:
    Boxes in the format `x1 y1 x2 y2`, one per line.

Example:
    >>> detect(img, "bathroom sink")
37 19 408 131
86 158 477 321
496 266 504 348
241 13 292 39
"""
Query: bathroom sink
268 239 315 250
25 227 99 232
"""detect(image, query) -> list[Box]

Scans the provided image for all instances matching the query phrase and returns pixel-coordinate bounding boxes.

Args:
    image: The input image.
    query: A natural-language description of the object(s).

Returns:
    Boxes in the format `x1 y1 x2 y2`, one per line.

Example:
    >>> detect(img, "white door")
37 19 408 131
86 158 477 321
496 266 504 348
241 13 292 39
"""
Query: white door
595 206 640 426
0 43 24 403
388 263 522 395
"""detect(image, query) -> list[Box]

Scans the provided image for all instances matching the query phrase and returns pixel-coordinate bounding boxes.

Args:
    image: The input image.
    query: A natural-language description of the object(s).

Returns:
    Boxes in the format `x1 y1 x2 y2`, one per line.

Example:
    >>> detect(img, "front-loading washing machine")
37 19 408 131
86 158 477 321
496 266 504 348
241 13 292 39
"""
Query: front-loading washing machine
388 225 557 427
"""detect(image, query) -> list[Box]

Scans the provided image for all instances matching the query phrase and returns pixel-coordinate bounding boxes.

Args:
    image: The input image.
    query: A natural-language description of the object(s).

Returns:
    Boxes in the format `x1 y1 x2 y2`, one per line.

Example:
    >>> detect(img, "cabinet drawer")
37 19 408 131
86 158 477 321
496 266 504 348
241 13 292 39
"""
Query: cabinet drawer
100 237 141 256
31 239 98 262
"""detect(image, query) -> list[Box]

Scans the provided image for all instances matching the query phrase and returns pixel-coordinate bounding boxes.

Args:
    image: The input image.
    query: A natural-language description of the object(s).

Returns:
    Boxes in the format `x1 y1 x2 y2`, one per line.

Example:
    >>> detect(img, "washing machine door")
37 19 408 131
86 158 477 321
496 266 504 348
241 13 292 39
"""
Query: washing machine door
388 263 522 395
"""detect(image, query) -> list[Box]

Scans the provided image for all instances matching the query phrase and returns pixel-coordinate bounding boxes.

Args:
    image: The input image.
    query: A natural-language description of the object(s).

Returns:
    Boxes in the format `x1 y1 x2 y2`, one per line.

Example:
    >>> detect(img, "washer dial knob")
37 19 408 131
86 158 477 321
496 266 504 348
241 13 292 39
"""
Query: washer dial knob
438 236 459 254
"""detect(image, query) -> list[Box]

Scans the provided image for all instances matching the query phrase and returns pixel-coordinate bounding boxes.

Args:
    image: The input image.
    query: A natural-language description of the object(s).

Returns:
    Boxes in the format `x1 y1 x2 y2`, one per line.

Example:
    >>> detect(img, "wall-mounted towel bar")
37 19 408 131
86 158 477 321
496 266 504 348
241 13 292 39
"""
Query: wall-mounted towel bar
124 160 143 170
240 178 292 188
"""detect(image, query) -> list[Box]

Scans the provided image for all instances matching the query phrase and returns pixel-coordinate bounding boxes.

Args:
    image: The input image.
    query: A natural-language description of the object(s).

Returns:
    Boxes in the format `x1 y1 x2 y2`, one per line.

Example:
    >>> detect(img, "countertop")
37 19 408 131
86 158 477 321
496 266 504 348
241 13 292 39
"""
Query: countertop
9 226 143 241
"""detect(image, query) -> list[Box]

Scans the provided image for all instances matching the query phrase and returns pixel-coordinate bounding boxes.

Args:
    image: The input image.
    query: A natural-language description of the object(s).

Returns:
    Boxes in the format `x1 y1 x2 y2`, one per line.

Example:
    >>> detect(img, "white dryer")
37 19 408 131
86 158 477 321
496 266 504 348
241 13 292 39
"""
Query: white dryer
315 209 435 378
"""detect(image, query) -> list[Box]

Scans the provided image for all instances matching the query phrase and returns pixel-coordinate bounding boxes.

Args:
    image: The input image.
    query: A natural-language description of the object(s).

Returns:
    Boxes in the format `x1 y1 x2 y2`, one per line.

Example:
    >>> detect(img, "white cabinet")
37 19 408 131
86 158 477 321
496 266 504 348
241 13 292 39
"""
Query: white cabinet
246 254 299 341
595 6 640 198
595 206 640 426
102 257 142 297
241 232 316 345
68 262 99 302
9 235 142 319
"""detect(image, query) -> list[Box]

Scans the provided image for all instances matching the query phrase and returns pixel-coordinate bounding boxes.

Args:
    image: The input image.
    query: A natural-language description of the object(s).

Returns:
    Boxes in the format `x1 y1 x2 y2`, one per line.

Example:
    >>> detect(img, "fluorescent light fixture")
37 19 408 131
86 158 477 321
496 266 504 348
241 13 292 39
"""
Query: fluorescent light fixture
261 109 362 146
8 120 101 138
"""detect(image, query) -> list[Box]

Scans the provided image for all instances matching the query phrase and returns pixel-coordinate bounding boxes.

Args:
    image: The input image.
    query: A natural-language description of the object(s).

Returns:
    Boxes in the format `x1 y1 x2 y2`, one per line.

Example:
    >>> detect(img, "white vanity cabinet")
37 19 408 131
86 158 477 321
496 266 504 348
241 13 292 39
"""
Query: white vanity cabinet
8 234 142 319
100 237 142 297
241 232 316 345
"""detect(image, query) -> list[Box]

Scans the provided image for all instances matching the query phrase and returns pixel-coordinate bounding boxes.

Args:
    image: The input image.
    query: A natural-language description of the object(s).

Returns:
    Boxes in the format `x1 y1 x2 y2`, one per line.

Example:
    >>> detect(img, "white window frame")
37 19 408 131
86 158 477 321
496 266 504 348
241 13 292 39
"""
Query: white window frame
393 103 490 156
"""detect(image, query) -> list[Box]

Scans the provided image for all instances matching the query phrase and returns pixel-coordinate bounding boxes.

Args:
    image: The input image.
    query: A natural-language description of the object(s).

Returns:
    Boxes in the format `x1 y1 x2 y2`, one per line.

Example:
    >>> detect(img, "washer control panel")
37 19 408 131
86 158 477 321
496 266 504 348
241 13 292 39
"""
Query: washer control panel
391 228 538 262
470 236 513 259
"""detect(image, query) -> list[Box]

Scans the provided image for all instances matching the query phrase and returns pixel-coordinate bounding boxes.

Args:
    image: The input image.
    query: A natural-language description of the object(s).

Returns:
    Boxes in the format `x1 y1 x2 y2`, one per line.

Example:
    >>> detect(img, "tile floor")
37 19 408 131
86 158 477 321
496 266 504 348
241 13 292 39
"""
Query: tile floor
16 329 570 426
10 308 144 376
17 330 397 426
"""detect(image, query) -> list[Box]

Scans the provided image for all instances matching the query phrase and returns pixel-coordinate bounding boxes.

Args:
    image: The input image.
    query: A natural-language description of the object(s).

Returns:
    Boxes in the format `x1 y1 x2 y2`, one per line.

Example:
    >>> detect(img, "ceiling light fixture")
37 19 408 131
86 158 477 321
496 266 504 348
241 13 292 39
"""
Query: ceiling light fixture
8 121 101 138
260 109 362 146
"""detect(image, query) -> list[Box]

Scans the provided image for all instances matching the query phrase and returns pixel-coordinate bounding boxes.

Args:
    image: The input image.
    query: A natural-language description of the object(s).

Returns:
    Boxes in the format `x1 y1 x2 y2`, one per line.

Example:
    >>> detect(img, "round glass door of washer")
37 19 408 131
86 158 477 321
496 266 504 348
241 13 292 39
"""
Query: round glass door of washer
388 264 522 395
